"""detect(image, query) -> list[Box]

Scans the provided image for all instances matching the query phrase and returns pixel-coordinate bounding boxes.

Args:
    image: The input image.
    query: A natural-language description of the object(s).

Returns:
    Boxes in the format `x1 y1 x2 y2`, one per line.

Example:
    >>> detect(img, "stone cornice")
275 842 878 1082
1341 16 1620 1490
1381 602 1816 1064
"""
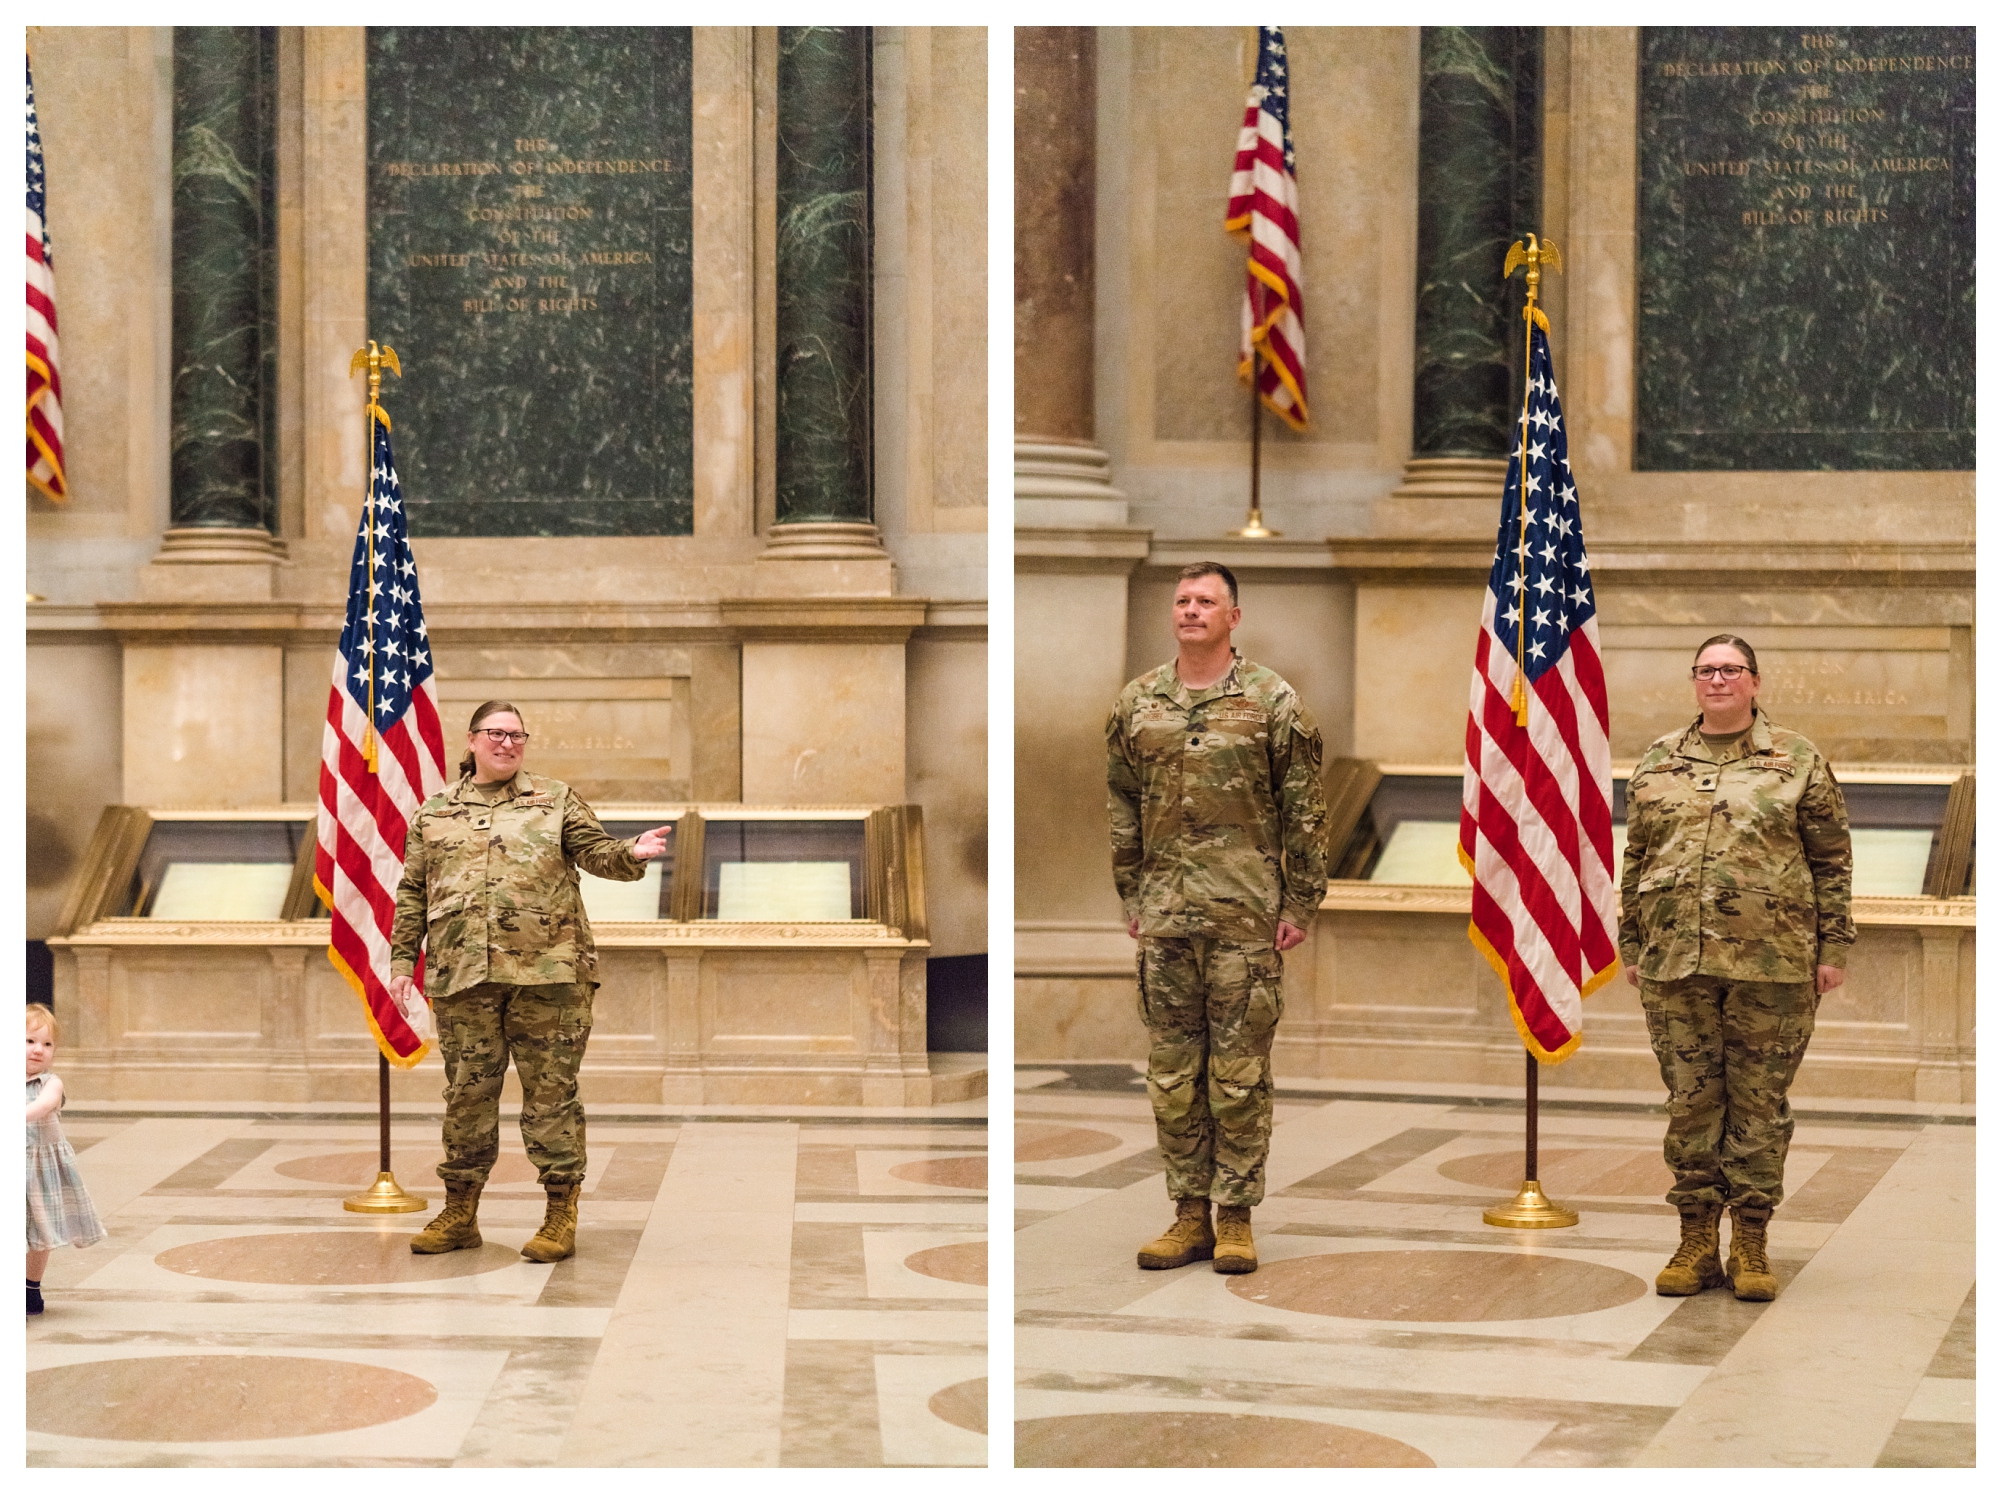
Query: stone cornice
1318 882 1974 928
1014 524 1152 574
718 596 929 643
52 918 928 950
1325 537 1975 586
34 596 940 646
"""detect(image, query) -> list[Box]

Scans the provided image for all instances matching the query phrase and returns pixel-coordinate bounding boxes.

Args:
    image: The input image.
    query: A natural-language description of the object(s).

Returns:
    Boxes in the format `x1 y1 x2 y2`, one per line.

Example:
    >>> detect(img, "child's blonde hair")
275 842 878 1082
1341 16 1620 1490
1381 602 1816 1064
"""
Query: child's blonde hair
26 1003 60 1043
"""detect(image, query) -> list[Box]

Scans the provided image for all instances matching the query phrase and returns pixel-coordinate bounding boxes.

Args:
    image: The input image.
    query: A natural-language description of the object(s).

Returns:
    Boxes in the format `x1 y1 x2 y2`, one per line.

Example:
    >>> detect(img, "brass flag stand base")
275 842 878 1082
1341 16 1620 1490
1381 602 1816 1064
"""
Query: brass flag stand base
343 1052 427 1215
345 1171 428 1215
1483 1178 1578 1229
1231 507 1281 539
1484 1049 1578 1230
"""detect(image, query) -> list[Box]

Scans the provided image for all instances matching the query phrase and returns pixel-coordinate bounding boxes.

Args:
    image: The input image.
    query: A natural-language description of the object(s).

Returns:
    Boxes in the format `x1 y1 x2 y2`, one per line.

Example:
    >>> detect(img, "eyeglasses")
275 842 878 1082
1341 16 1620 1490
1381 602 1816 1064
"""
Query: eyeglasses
1690 665 1751 682
473 729 530 745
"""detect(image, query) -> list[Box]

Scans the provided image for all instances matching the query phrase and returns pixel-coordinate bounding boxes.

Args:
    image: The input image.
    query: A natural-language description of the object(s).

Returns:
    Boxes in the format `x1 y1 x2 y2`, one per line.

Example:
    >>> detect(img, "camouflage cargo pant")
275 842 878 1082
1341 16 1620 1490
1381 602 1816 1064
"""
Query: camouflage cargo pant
1639 974 1817 1214
434 981 593 1188
1138 937 1285 1208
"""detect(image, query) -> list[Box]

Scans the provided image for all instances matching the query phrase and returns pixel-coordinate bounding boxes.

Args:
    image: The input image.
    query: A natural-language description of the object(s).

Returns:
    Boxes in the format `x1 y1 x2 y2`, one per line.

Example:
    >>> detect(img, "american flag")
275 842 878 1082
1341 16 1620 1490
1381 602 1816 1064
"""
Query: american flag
26 55 64 500
1225 25 1308 430
1458 323 1616 1062
314 413 447 1065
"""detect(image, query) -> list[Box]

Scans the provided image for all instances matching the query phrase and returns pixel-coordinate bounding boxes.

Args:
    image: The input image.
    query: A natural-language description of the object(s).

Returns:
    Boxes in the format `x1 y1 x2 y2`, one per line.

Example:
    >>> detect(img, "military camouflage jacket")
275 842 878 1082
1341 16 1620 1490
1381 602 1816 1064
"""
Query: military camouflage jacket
1619 710 1854 982
391 771 645 998
1107 652 1329 943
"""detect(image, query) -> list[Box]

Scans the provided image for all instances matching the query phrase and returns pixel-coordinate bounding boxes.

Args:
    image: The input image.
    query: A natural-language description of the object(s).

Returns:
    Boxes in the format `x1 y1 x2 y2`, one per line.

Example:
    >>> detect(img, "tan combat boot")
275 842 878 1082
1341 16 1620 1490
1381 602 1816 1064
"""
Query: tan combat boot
520 1181 580 1262
1727 1207 1778 1301
409 1181 483 1254
1136 1197 1214 1270
1654 1203 1725 1295
1212 1204 1257 1274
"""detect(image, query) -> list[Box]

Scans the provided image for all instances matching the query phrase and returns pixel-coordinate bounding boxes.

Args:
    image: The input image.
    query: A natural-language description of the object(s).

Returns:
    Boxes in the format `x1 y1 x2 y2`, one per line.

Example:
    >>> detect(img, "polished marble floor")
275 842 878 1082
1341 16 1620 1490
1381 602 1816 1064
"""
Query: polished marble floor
1015 1065 1974 1468
27 1092 987 1467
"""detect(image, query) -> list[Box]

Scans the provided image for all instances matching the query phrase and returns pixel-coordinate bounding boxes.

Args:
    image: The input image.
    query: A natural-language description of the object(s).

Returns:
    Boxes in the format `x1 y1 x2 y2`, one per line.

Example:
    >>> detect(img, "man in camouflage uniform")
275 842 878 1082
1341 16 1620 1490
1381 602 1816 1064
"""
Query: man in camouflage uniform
1108 562 1328 1275
1620 636 1852 1302
390 704 671 1262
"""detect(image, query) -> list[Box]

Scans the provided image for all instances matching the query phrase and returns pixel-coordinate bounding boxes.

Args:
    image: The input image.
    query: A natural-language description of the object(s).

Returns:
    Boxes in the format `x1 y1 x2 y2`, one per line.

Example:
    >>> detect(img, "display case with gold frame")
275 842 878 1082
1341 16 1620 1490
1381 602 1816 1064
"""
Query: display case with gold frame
48 803 959 1108
1291 762 1974 1103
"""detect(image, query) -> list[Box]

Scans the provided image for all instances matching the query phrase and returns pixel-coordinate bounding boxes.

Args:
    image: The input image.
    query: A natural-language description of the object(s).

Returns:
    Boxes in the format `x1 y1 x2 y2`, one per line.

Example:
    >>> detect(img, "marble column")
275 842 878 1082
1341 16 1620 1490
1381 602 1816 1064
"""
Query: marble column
1013 26 1124 527
167 27 280 554
767 25 883 560
1394 26 1543 497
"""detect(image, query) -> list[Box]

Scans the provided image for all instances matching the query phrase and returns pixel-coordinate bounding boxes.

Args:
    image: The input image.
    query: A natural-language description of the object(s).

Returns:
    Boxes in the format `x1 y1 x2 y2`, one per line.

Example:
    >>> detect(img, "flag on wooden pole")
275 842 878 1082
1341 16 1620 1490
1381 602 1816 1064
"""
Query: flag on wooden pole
1225 25 1308 430
314 403 447 1065
1459 321 1617 1061
26 54 65 501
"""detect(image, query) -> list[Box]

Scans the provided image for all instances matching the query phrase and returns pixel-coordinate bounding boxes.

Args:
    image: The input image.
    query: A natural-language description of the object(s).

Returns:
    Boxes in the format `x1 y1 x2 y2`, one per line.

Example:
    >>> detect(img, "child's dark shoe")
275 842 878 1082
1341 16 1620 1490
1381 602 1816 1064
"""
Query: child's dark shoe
27 1279 44 1316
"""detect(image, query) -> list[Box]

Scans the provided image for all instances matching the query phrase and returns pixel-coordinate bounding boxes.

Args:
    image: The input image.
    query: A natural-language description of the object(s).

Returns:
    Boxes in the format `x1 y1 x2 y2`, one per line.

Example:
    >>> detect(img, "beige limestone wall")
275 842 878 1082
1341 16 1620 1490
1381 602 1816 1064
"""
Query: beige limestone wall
122 645 286 807
24 26 172 598
1015 563 1140 926
1351 584 1473 764
301 27 368 551
1097 25 1418 529
907 627 989 960
875 27 988 537
692 28 756 540
741 643 907 805
25 638 125 940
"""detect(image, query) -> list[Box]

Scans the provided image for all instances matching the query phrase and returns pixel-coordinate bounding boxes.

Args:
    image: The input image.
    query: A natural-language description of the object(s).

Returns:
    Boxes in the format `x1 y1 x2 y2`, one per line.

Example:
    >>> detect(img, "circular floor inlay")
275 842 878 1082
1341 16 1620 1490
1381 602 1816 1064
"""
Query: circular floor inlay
27 1355 438 1442
889 1155 987 1191
1437 1147 1673 1198
906 1240 987 1286
1016 1123 1123 1164
1016 1412 1433 1468
1228 1249 1648 1322
276 1151 541 1186
155 1230 522 1286
929 1376 986 1434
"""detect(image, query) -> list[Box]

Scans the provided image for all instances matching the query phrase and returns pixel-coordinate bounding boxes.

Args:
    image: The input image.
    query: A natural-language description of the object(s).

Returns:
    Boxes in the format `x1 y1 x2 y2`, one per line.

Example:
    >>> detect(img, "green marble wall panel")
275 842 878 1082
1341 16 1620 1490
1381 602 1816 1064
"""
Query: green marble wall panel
367 28 693 536
1636 28 1973 471
775 26 873 525
1412 27 1542 460
171 27 277 532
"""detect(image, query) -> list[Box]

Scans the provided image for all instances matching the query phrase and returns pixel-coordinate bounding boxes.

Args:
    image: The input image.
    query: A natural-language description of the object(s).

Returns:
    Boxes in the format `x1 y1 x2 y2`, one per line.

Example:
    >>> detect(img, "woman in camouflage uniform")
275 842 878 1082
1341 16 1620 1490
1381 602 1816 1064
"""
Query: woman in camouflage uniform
390 700 672 1263
1620 636 1853 1303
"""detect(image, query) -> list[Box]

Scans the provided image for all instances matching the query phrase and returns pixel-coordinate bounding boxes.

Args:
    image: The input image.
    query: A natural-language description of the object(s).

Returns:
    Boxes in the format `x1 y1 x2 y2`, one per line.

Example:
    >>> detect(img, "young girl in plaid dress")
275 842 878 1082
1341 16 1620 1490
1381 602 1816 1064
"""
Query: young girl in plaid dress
27 1004 104 1315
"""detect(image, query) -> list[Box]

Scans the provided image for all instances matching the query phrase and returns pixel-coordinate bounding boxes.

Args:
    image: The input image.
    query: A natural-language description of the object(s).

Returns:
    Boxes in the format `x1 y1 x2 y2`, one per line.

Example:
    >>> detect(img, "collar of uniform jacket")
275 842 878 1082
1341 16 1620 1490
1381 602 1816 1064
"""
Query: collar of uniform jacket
1672 706 1779 766
451 770 538 804
1147 648 1244 708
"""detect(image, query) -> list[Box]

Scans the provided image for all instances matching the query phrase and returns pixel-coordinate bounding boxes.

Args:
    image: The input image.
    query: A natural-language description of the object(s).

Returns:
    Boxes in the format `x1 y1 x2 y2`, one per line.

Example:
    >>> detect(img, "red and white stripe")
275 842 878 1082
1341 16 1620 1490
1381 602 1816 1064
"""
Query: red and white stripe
1225 68 1308 429
1459 596 1618 1062
314 659 446 1066
27 76 64 500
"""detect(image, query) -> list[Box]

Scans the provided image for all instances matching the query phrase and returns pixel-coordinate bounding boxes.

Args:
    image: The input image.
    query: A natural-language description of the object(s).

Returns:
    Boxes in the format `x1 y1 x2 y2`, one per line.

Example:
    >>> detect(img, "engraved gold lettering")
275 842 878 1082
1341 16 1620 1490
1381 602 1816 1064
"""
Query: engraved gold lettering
463 204 594 224
384 160 502 178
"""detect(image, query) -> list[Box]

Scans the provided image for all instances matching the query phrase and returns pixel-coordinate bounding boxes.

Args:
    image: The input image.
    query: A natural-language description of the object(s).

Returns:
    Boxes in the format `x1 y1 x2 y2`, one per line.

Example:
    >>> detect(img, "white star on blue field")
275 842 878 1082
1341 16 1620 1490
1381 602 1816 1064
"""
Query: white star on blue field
1487 325 1596 679
339 420 434 728
1253 26 1297 172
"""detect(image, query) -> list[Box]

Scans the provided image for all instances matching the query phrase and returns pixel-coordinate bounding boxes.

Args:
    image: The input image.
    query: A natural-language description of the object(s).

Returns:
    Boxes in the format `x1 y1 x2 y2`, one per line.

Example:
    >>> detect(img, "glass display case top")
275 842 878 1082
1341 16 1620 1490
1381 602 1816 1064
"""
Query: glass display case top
1332 769 1971 897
